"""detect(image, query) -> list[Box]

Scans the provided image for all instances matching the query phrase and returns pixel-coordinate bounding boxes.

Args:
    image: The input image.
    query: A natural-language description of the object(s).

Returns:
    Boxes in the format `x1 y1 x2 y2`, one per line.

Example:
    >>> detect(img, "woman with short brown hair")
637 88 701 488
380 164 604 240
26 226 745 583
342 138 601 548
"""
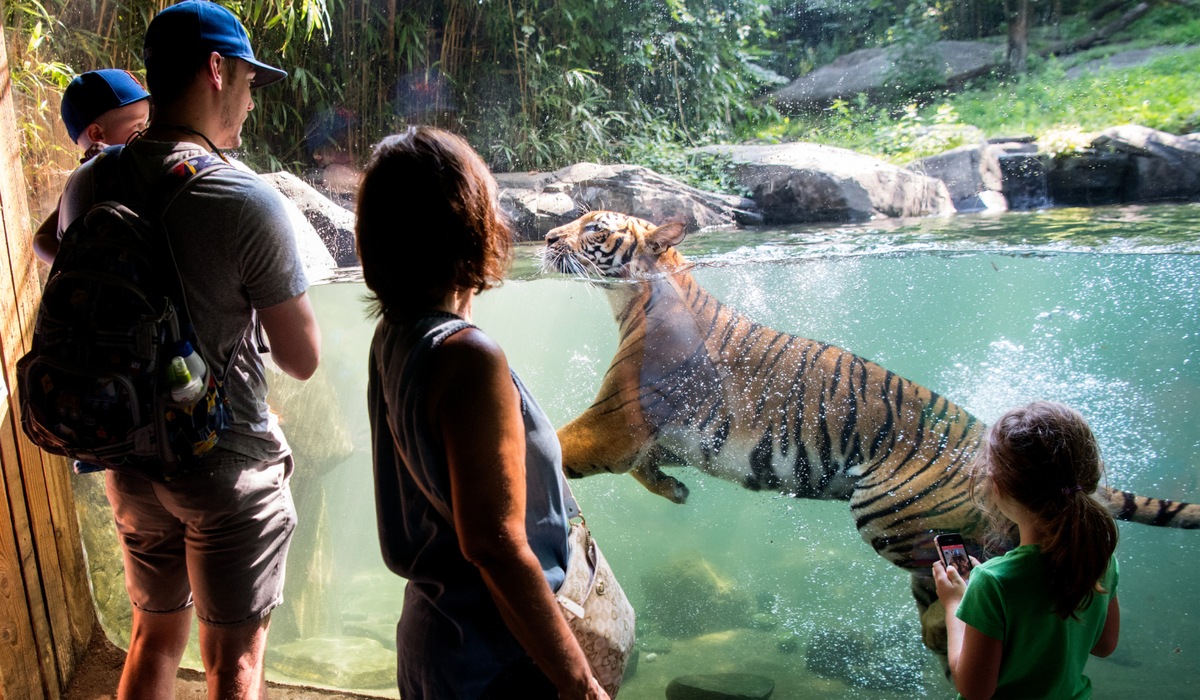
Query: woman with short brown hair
358 126 608 700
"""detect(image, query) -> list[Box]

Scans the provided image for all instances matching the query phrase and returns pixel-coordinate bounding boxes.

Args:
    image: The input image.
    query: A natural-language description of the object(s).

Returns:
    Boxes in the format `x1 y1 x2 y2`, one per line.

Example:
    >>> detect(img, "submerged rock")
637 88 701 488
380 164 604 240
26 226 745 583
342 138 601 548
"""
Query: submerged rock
697 143 954 223
266 636 396 688
806 621 926 691
340 569 406 651
665 673 775 700
770 41 1003 110
749 613 778 631
641 551 752 639
70 471 132 648
495 163 759 241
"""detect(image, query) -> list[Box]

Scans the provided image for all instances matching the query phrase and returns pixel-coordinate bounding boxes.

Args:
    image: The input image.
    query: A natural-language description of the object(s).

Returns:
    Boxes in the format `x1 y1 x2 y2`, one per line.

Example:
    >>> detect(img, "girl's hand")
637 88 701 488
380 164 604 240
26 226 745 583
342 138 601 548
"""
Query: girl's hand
933 557 978 605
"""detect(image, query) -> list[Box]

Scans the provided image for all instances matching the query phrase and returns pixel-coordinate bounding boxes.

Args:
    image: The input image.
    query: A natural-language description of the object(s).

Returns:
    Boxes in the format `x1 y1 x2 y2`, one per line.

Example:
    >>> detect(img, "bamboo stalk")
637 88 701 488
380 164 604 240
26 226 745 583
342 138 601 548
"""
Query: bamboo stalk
506 0 527 124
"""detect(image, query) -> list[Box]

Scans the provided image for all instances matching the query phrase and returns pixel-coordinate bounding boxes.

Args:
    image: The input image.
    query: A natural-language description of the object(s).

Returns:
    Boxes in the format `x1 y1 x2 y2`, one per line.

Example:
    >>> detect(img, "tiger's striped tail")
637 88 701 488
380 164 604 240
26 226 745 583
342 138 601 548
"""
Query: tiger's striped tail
1101 486 1200 529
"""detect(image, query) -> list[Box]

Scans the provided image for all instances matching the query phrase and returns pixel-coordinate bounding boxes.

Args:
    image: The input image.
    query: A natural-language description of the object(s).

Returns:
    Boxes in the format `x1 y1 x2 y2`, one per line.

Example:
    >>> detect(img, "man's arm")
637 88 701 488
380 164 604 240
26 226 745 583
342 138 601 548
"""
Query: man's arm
257 291 320 380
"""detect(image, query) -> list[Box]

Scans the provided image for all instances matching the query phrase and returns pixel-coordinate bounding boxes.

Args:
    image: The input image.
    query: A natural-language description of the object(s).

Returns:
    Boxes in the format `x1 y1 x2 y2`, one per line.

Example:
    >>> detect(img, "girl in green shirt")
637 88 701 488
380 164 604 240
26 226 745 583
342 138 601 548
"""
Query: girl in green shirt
934 401 1121 700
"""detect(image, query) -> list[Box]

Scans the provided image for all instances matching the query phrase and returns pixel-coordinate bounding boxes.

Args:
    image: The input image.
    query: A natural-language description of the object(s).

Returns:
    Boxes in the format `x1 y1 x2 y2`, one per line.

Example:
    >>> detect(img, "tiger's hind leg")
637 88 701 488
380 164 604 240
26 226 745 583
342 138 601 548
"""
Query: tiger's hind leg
911 574 952 682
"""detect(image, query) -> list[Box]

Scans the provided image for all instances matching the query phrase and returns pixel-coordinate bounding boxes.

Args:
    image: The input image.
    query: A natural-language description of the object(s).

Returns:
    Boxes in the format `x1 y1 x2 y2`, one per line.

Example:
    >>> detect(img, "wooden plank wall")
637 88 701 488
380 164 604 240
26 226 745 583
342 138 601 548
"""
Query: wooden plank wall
0 27 96 700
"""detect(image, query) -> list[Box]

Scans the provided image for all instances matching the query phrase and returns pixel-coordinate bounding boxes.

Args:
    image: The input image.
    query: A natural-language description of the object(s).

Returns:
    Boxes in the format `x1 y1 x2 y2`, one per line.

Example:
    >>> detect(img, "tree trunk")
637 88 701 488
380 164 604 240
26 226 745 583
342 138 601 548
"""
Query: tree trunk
1042 2 1151 57
1008 0 1029 75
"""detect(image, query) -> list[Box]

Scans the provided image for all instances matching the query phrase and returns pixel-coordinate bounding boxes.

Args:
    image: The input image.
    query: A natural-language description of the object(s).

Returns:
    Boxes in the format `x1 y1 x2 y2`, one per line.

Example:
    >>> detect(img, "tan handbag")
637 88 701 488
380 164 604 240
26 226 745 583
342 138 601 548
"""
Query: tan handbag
555 514 637 697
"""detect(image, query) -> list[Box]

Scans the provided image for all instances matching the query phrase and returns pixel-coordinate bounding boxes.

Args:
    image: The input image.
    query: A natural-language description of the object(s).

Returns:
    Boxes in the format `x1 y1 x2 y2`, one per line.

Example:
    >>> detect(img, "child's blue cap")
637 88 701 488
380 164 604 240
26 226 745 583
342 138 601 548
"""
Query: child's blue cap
144 0 286 89
60 69 149 143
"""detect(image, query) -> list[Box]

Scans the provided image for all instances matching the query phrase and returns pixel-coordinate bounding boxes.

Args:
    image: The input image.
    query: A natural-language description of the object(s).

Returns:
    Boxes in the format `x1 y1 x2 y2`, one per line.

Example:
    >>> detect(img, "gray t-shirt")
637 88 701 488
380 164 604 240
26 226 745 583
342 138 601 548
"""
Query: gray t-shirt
58 139 309 461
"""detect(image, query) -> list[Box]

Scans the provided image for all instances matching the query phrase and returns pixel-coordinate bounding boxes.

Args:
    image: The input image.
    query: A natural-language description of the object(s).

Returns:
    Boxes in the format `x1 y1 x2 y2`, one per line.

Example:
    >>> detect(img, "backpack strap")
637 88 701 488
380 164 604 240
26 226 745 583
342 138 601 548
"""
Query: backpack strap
90 145 230 218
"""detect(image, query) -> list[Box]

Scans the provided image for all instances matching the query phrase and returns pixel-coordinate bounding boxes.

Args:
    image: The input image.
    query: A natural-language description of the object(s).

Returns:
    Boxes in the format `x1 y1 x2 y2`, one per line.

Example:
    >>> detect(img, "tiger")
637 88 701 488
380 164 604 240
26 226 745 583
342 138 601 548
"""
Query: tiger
541 210 1200 658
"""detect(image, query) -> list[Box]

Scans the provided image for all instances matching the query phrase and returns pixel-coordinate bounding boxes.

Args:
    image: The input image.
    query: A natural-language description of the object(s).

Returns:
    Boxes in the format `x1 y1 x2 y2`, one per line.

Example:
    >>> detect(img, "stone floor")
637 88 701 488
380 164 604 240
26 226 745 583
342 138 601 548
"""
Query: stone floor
65 623 378 700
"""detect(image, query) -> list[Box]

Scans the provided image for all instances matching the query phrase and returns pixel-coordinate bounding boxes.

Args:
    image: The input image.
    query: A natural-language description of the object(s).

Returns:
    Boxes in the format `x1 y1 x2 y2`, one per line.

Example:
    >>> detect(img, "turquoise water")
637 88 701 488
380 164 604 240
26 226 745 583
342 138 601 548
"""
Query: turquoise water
292 204 1200 698
78 204 1200 697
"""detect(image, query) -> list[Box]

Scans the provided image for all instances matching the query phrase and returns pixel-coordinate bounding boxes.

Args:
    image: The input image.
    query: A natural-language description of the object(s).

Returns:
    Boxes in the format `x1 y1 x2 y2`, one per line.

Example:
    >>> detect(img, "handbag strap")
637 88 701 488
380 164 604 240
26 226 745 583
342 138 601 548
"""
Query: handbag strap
561 478 582 522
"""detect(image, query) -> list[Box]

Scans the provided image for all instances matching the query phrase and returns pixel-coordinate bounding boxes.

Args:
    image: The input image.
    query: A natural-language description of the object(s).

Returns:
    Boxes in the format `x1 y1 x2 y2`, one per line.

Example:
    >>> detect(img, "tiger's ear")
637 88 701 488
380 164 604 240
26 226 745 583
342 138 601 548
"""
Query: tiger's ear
645 222 687 255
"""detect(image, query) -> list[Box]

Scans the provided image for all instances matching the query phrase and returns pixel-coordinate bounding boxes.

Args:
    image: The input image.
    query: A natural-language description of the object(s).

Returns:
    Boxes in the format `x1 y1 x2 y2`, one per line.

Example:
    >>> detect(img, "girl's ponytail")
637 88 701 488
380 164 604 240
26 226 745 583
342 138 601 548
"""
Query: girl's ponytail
971 401 1118 620
1040 483 1119 619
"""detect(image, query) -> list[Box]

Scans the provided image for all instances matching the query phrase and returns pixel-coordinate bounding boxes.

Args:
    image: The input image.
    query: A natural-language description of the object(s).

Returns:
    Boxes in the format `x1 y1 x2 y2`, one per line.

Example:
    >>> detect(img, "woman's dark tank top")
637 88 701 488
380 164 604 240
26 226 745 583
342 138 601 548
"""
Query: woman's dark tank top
368 314 572 699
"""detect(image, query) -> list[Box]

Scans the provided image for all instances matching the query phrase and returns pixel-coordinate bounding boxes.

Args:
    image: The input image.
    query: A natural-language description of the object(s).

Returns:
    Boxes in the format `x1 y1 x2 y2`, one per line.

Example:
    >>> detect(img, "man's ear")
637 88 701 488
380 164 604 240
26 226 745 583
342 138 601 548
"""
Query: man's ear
645 221 687 255
204 51 224 91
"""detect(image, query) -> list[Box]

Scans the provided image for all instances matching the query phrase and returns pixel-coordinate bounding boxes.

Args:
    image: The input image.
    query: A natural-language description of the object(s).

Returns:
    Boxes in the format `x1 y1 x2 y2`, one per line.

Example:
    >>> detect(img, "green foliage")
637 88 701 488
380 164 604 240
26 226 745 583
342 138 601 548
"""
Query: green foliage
5 0 1200 196
621 134 750 196
873 102 980 160
949 48 1200 136
3 0 791 175
1112 2 1200 46
881 2 945 98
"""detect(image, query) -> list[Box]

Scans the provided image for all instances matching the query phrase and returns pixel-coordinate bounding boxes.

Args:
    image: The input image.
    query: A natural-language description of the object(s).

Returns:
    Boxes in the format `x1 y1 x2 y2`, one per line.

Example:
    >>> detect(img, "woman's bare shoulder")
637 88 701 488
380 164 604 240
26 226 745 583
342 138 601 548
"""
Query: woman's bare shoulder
429 326 511 394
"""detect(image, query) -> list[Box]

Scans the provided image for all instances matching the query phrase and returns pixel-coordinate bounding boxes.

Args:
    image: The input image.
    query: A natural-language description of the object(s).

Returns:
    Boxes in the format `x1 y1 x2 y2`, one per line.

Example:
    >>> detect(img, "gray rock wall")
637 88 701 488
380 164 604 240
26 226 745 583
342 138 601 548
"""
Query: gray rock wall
698 143 955 223
496 163 758 241
770 41 1003 111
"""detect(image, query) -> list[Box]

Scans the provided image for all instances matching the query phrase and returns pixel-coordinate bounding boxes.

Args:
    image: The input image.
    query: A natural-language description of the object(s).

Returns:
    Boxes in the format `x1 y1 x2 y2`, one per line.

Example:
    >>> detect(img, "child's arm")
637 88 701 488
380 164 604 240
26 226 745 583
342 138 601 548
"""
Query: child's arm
32 208 60 264
935 559 1003 700
1091 596 1120 657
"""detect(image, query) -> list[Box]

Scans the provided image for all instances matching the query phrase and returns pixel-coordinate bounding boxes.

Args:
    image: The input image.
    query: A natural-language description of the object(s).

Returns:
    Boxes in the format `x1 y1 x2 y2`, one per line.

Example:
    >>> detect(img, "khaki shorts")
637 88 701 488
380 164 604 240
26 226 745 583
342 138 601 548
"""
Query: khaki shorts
105 449 297 627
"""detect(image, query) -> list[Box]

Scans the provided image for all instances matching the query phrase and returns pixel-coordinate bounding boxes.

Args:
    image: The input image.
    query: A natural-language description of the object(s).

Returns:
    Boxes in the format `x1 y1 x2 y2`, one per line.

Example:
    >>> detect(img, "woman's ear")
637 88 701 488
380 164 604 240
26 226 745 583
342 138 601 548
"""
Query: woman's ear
645 221 687 255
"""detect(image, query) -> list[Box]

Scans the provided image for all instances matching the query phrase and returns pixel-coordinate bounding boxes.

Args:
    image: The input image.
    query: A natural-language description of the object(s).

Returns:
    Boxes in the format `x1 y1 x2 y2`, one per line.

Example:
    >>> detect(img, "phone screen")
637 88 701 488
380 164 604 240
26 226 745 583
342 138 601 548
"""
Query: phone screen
938 541 973 579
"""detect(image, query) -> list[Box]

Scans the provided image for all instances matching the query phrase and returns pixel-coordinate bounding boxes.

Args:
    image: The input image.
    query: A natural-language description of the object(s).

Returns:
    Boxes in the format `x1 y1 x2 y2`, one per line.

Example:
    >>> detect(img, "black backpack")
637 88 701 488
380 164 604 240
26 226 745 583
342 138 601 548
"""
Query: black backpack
17 145 235 482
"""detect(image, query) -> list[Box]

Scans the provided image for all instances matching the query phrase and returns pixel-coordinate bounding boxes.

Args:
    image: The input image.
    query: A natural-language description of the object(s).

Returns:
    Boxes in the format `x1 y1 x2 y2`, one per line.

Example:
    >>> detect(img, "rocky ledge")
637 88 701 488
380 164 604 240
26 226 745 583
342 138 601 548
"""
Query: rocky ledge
495 162 760 241
265 125 1199 266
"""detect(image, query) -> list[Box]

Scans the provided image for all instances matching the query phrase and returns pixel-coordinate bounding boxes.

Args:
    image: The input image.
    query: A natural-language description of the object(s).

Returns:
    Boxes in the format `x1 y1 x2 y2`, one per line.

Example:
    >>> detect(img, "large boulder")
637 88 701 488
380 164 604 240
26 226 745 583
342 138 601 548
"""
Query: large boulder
770 41 1003 111
997 152 1051 210
641 551 752 639
1091 124 1200 201
666 673 775 700
1046 151 1134 207
907 143 1008 213
697 143 954 223
261 171 358 268
495 163 759 241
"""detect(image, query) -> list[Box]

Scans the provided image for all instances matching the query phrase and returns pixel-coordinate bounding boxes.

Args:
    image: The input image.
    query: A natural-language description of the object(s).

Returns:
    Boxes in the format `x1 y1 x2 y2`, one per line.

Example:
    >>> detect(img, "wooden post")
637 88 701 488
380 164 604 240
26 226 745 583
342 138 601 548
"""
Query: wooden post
0 24 96 700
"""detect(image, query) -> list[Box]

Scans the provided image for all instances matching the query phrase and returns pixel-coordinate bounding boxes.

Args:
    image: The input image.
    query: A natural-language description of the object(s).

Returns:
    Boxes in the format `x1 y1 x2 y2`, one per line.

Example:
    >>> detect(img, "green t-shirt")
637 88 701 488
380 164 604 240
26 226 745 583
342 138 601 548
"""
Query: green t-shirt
955 545 1119 700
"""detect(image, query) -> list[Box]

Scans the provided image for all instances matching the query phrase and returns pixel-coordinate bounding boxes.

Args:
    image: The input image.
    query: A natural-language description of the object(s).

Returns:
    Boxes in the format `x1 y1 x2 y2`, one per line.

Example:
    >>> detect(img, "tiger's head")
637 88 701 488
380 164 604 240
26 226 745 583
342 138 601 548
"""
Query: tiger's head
541 211 688 279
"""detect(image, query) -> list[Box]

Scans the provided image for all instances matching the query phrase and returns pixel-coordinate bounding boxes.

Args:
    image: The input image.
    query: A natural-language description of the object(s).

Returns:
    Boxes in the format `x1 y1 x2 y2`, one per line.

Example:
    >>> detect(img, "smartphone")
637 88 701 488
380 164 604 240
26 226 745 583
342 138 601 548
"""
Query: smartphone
934 533 973 579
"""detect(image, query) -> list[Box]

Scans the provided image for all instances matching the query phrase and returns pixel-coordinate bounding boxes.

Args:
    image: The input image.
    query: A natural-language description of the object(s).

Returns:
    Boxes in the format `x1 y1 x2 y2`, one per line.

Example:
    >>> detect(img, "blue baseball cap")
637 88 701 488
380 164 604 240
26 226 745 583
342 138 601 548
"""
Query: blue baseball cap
144 0 286 89
60 69 150 143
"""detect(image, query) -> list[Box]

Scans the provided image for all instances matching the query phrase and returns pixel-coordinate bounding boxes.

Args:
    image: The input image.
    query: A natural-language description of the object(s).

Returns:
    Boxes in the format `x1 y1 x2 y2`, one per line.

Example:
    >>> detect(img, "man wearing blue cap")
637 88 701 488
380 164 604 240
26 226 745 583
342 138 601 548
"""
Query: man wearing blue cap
55 2 320 699
32 69 150 263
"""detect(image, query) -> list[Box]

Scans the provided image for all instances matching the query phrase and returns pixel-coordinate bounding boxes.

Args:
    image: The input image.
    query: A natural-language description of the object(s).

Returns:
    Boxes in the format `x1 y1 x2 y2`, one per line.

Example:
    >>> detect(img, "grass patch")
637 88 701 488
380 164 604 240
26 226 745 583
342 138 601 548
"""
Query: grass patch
949 48 1200 136
763 46 1200 163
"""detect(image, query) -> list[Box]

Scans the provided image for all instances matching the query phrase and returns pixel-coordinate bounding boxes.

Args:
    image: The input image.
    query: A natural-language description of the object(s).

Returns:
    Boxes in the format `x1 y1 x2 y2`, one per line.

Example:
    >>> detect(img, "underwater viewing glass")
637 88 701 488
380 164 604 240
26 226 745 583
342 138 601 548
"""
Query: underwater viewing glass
9 0 1199 697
